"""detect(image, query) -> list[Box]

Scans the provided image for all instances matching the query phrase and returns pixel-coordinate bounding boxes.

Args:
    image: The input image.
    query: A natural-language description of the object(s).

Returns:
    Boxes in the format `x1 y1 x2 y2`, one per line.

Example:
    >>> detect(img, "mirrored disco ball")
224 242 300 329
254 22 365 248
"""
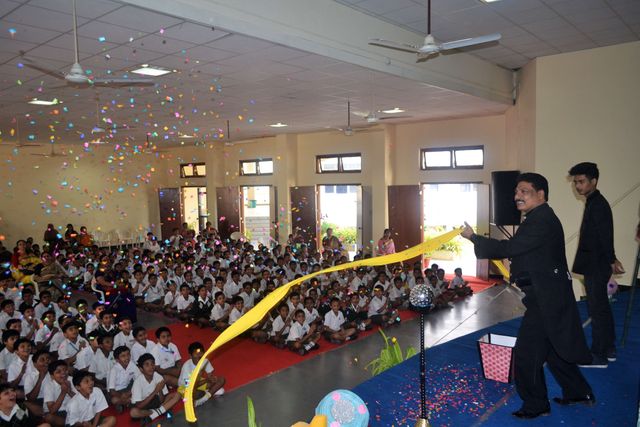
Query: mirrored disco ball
409 284 434 311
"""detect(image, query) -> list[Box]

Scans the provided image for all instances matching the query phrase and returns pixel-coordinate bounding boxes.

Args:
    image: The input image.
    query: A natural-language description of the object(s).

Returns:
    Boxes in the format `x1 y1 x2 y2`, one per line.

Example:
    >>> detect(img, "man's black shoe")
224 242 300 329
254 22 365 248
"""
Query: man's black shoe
578 354 608 368
606 348 617 362
553 393 596 407
511 408 551 419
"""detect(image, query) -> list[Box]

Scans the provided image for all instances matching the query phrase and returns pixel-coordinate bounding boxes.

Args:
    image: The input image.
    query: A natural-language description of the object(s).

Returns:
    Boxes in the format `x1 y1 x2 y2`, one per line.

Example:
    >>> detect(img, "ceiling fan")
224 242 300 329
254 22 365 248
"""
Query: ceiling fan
369 0 501 61
333 101 375 136
31 143 67 158
21 0 155 88
7 118 41 148
353 110 412 124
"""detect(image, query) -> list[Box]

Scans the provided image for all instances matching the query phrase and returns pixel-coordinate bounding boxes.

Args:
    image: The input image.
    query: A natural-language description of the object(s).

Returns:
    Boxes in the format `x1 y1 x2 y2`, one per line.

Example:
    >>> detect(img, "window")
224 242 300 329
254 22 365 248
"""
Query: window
180 163 206 178
240 159 273 176
420 146 484 170
316 153 362 173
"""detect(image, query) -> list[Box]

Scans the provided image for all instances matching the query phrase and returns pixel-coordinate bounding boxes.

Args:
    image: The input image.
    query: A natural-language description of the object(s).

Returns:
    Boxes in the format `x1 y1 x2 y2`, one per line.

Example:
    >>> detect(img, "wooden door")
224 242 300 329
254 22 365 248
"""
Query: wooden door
388 185 422 263
158 188 182 241
290 186 318 251
216 187 240 242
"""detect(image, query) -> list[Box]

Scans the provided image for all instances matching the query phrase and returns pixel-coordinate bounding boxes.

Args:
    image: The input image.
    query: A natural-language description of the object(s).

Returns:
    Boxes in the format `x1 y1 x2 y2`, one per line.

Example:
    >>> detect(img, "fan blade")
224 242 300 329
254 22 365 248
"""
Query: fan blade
92 78 155 87
22 62 66 80
440 33 501 51
368 39 420 54
15 143 42 147
378 115 412 120
352 110 370 118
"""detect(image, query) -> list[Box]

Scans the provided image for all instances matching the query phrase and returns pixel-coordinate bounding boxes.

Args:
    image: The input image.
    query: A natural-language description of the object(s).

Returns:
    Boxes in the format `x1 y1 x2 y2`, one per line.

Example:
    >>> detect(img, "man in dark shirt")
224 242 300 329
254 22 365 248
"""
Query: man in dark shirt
569 162 624 367
462 173 593 419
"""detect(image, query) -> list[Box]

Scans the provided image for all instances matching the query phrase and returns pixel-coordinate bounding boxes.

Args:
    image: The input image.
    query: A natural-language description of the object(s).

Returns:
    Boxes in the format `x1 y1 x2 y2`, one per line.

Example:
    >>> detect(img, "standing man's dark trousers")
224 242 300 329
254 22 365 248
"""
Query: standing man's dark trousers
514 292 592 412
584 268 616 357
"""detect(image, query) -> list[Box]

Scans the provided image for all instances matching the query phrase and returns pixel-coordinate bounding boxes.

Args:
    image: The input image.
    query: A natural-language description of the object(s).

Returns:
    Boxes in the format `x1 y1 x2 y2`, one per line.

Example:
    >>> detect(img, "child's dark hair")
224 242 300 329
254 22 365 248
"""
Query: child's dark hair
98 310 112 320
188 341 204 355
137 353 155 367
118 316 131 324
32 349 50 363
214 291 224 300
39 290 51 299
197 285 206 292
61 321 81 333
0 300 14 309
294 309 305 318
72 370 94 387
133 326 146 336
180 284 190 291
2 329 19 343
231 296 243 305
277 302 288 311
48 359 68 375
14 337 32 349
97 335 112 345
155 326 171 339
0 383 15 394
114 345 130 359
330 297 341 305
6 319 21 329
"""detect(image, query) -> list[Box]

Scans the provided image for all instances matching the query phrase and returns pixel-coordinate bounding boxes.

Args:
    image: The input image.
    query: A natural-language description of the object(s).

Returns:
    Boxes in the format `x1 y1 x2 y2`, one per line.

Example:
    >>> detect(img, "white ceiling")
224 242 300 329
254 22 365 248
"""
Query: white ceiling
0 0 636 147
336 0 640 69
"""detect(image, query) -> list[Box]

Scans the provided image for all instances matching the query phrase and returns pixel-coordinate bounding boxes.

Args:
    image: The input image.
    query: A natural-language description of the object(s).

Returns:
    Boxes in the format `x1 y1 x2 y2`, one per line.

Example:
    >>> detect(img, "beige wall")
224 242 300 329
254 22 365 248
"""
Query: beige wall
0 144 167 246
534 41 640 287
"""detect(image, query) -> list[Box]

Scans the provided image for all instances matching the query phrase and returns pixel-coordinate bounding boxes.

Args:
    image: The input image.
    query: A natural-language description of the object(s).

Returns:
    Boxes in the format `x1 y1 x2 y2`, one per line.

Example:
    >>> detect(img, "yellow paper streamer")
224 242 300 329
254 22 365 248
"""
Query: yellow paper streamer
185 228 464 421
491 259 510 281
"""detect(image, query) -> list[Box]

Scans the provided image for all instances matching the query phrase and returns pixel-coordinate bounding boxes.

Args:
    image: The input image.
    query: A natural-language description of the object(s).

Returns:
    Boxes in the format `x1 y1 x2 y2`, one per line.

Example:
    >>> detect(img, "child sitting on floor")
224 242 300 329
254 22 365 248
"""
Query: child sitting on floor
130 326 155 365
323 298 358 344
108 345 139 413
209 291 230 330
150 327 182 388
450 268 473 297
113 316 135 350
178 342 225 408
66 370 116 427
43 360 74 427
269 303 291 349
287 310 320 356
130 354 181 423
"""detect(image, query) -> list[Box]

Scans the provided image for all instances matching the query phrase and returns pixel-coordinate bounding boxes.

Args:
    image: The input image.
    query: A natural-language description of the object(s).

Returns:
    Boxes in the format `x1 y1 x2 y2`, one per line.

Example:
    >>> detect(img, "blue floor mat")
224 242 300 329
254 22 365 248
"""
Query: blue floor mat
353 290 640 426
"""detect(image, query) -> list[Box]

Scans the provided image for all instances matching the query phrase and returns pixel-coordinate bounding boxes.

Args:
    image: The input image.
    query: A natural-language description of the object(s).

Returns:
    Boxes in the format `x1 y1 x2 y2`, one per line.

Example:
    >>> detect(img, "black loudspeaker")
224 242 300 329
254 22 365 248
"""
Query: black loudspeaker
491 171 521 226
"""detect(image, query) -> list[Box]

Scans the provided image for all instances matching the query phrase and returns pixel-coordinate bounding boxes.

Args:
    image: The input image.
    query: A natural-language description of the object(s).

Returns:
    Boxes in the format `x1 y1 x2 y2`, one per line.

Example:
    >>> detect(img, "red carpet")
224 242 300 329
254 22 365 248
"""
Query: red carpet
445 274 497 294
108 310 418 425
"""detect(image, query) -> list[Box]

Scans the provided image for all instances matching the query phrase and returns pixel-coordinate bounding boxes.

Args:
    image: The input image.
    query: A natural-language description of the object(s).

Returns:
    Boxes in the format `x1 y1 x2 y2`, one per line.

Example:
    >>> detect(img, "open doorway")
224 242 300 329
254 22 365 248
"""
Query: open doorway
318 185 360 259
422 183 489 277
241 186 272 247
181 186 207 232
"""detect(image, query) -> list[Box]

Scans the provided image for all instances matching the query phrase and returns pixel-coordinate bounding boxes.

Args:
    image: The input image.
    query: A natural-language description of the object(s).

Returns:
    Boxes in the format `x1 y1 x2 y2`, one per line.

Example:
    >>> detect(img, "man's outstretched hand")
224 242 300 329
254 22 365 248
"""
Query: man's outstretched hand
461 222 475 240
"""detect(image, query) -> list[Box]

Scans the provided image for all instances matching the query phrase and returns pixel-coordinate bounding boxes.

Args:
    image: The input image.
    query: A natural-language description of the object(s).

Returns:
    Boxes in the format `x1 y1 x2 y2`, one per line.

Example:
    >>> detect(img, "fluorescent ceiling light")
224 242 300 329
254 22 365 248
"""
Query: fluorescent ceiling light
269 122 288 128
381 107 405 114
28 98 60 106
178 134 195 139
479 0 503 3
131 64 173 76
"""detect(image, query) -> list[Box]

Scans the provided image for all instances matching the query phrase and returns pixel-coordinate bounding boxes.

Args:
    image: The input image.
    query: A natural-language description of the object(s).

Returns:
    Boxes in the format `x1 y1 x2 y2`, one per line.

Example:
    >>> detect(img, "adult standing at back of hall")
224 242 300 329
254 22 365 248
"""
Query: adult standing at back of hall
461 173 594 419
569 162 625 368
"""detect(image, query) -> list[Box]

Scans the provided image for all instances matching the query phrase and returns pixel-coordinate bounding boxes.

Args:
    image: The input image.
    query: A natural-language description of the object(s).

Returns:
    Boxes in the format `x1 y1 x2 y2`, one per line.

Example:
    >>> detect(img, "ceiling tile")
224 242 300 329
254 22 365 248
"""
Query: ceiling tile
207 35 274 54
26 0 122 19
98 6 182 32
161 22 229 45
350 0 417 16
76 20 140 45
0 21 62 44
382 5 428 25
134 34 196 55
4 4 90 33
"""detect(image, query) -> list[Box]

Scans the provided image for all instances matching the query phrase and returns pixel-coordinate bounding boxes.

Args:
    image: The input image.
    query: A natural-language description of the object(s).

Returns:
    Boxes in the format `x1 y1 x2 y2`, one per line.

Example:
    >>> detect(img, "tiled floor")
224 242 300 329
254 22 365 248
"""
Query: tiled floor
160 284 526 426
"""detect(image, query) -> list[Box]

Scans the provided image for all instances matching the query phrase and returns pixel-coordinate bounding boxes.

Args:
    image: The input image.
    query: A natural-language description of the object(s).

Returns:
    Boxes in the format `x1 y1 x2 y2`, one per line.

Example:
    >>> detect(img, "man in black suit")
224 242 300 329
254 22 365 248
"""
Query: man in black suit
569 162 625 367
461 173 594 419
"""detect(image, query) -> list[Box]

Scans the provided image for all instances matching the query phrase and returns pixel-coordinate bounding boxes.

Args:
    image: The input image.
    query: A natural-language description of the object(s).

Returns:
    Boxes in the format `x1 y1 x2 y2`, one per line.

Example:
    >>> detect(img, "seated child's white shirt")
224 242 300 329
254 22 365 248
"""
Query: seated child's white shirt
114 331 135 349
287 301 304 314
108 361 140 391
210 303 230 321
66 388 108 425
58 337 89 367
131 372 169 404
164 290 178 307
374 280 390 292
0 348 17 371
303 307 319 326
145 283 165 302
131 340 155 365
43 375 73 413
228 307 243 325
367 296 387 316
7 356 36 386
89 350 115 381
388 286 404 301
23 369 51 399
178 359 213 388
74 346 94 371
34 326 52 345
323 310 345 331
151 342 181 369
270 316 289 337
85 316 99 335
450 276 465 288
175 294 195 312
287 322 309 342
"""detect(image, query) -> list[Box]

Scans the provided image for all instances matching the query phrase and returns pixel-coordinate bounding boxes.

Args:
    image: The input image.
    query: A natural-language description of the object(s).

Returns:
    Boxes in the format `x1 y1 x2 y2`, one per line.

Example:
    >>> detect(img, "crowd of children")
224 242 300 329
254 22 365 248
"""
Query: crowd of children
0 224 472 425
